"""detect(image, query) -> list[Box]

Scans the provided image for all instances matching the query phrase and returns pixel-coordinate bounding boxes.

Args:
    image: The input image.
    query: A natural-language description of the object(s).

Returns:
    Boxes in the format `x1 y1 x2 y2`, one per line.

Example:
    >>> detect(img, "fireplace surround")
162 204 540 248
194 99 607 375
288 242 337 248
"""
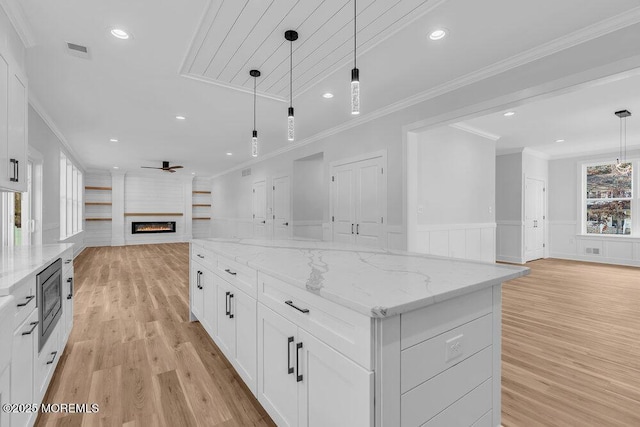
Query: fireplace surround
131 221 176 234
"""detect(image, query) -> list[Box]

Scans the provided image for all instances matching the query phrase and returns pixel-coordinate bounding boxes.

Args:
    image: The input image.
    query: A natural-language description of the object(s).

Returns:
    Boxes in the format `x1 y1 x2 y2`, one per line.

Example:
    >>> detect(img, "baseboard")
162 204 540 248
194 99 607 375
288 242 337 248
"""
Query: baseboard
549 253 640 267
496 255 525 264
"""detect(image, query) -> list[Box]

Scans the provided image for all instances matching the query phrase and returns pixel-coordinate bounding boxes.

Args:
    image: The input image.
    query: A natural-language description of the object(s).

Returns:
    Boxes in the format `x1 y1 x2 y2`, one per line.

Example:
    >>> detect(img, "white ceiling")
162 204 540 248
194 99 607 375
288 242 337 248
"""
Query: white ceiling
459 71 640 158
14 0 640 175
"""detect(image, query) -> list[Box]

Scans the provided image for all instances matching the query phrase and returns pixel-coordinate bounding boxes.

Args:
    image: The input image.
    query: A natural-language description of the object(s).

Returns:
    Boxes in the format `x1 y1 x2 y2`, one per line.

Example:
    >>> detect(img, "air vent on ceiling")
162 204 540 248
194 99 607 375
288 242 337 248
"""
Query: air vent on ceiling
241 168 251 177
66 42 90 59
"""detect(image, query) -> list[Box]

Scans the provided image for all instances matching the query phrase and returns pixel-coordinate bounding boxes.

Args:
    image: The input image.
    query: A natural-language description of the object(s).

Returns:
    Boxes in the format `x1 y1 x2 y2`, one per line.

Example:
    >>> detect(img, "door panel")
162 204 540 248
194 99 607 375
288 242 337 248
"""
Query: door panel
332 166 355 244
201 268 217 337
525 178 545 261
190 264 204 321
234 289 257 392
253 180 267 238
298 329 373 427
273 176 291 240
258 305 298 427
354 158 383 247
216 278 236 357
0 55 8 187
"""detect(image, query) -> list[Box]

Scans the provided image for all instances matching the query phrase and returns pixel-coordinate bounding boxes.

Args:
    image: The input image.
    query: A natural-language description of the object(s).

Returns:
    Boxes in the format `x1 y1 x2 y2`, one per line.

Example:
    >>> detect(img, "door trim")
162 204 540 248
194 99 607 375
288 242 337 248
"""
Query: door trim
329 150 388 247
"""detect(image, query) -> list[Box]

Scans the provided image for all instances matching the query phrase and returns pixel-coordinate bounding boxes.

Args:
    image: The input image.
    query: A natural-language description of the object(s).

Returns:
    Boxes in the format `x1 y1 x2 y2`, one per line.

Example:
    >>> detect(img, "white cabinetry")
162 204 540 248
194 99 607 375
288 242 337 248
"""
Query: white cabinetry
62 256 75 343
11 294 38 427
0 48 28 192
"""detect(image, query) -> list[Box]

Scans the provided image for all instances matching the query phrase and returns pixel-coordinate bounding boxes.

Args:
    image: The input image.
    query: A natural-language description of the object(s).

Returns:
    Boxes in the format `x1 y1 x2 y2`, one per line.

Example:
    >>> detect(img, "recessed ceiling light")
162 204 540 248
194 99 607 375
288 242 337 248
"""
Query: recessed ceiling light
555 139 565 143
323 93 334 99
503 111 516 117
226 152 233 156
109 138 118 142
110 28 130 40
113 166 119 169
192 172 196 175
175 115 186 120
429 29 447 41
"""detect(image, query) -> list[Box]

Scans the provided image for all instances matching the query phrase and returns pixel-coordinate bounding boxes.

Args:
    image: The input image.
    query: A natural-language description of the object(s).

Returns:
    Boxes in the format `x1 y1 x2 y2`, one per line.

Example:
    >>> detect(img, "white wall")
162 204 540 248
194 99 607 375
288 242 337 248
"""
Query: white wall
549 149 640 266
292 153 324 239
410 126 496 262
28 106 85 255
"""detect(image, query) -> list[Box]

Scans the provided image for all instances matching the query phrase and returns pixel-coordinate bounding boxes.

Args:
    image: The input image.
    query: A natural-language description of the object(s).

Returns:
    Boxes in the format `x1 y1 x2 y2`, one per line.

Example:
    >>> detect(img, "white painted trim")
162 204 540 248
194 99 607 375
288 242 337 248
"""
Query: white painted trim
0 0 36 47
449 123 500 142
416 223 496 232
496 255 525 265
550 253 640 268
28 95 86 170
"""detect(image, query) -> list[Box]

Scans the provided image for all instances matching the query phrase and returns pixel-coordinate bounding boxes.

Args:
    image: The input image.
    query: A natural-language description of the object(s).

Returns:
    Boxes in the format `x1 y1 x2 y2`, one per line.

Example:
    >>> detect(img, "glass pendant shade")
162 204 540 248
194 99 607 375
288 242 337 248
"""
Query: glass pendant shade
251 130 258 158
351 68 360 115
287 107 295 141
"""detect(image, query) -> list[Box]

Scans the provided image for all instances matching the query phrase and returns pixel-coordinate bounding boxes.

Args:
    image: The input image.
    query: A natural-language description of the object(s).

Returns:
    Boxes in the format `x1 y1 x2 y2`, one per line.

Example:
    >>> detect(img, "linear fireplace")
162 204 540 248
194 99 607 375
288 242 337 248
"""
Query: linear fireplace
132 221 176 234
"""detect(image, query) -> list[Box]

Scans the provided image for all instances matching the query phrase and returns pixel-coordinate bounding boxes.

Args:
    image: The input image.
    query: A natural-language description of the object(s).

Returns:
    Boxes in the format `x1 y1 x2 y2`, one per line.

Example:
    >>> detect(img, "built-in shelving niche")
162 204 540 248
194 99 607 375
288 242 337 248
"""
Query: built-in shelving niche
84 177 113 246
192 178 212 237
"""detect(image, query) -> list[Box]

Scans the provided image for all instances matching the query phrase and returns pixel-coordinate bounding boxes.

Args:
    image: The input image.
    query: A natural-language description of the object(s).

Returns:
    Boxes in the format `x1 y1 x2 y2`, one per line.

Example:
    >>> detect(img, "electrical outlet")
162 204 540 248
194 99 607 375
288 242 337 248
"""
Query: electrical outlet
445 334 464 362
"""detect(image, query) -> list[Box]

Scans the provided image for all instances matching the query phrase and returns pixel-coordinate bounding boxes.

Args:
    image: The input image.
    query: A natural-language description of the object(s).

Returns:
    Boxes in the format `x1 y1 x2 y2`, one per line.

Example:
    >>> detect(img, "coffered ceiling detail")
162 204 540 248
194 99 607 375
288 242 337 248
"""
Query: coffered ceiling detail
180 0 445 101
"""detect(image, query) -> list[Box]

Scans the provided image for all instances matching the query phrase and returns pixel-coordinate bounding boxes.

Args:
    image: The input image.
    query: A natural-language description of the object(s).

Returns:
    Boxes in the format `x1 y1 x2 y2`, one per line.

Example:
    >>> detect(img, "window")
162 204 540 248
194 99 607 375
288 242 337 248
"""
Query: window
60 151 83 239
583 161 636 235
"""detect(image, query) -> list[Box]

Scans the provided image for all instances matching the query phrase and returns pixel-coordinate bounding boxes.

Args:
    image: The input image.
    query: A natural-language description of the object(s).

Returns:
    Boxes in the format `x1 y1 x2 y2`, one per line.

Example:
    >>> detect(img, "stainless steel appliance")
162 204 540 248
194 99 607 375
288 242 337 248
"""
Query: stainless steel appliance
37 259 62 351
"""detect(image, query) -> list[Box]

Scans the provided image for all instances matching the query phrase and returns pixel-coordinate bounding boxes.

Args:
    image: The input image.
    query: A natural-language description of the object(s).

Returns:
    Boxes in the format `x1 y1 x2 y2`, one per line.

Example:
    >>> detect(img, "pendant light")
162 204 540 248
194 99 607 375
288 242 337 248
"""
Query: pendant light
285 30 298 141
615 109 632 175
250 69 261 157
351 0 360 115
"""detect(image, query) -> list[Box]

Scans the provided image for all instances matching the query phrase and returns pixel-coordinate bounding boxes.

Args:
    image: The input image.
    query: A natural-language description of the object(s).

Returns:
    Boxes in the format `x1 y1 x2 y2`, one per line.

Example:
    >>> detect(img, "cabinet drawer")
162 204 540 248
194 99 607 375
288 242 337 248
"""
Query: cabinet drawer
401 314 492 393
191 244 216 267
13 276 36 328
401 287 493 350
420 379 492 427
217 257 257 298
35 326 60 402
258 272 372 370
401 347 492 427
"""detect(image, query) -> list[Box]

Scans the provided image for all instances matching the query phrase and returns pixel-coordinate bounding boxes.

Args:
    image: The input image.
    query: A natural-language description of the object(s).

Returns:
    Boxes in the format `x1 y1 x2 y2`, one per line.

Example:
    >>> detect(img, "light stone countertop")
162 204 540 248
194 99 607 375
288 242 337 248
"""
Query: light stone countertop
192 238 529 318
0 244 74 295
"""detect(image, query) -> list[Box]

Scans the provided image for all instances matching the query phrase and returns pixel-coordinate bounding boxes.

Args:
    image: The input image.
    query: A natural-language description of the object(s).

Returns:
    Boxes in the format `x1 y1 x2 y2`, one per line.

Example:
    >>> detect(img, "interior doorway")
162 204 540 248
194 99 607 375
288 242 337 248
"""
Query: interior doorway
272 175 290 240
524 177 545 262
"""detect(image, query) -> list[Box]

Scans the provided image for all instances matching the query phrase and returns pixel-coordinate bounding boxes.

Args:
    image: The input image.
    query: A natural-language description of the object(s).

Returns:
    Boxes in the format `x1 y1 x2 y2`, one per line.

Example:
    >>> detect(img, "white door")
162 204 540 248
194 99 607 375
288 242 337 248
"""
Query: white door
257 305 299 427
253 180 267 238
525 178 545 262
273 176 291 240
332 156 385 246
233 288 257 392
216 279 236 357
298 329 373 427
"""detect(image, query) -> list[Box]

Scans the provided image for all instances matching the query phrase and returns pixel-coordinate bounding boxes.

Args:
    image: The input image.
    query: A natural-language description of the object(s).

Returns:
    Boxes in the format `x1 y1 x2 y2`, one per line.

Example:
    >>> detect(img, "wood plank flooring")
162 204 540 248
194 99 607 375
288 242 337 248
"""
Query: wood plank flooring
502 258 640 427
36 244 275 427
37 246 640 426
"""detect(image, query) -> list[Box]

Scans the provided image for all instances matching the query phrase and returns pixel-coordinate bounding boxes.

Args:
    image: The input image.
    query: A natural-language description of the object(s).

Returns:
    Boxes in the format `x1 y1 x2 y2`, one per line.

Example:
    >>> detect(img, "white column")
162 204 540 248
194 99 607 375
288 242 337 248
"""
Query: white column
111 171 126 246
183 175 194 241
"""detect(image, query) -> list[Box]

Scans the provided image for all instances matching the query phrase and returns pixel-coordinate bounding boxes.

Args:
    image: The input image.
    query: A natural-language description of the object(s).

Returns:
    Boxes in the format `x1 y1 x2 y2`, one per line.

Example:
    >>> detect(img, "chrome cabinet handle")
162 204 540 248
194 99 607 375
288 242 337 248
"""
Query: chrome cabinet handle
17 295 35 307
287 337 294 374
46 351 58 365
22 321 39 336
285 300 309 314
64 259 72 264
296 342 303 382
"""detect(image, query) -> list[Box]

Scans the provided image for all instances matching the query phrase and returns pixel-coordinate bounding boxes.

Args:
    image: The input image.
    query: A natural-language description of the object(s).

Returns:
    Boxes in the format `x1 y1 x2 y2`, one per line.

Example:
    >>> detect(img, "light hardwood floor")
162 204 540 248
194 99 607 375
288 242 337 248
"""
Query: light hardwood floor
502 258 640 427
36 243 275 427
37 246 640 426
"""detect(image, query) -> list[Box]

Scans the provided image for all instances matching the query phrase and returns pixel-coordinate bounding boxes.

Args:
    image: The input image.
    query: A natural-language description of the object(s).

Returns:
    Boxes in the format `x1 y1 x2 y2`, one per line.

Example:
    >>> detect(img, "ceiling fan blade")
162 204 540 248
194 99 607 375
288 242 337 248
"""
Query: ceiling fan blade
168 169 176 173
170 165 184 169
141 166 161 169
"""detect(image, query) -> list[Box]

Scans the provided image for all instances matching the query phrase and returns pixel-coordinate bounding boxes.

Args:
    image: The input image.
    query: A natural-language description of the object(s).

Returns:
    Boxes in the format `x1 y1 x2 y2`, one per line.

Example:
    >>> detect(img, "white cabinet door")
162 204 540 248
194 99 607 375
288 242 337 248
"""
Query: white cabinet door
253 180 267 238
234 288 257 392
11 311 37 427
298 329 373 427
0 53 8 190
8 70 27 191
216 279 236 357
273 176 291 240
190 264 204 321
200 268 217 337
0 364 10 427
63 271 74 341
258 305 299 427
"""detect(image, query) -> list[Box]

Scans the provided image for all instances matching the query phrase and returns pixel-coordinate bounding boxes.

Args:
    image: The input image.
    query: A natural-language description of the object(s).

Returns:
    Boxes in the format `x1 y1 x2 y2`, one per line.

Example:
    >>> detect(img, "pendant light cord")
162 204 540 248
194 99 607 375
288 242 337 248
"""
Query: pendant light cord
253 76 256 131
290 38 293 109
354 0 357 68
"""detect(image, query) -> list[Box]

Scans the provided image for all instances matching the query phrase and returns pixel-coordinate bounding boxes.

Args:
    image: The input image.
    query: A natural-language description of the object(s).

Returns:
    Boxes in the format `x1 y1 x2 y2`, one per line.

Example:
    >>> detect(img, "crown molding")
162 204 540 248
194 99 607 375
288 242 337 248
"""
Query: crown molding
449 123 501 141
28 94 86 170
0 0 36 48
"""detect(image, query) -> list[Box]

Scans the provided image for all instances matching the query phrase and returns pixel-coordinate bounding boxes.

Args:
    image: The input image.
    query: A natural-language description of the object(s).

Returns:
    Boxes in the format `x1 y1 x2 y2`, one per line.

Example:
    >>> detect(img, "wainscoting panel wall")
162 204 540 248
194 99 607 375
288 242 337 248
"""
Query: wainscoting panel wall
549 220 640 266
414 223 496 263
496 221 524 264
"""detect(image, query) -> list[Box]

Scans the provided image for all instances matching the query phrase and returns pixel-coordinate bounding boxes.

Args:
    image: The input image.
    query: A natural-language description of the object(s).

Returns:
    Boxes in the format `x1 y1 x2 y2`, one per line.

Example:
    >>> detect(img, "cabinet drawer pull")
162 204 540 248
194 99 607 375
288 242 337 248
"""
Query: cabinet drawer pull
197 254 204 258
229 293 234 319
64 259 72 264
287 337 294 374
225 291 230 316
10 158 18 182
285 300 309 314
67 277 74 299
296 342 303 382
22 321 39 335
46 351 58 365
351 223 354 234
17 295 35 307
356 223 359 235
224 268 237 276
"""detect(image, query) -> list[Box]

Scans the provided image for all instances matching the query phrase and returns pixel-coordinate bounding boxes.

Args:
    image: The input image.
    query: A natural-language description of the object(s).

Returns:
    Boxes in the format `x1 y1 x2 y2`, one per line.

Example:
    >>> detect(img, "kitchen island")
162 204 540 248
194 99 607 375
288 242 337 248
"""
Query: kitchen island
190 238 528 427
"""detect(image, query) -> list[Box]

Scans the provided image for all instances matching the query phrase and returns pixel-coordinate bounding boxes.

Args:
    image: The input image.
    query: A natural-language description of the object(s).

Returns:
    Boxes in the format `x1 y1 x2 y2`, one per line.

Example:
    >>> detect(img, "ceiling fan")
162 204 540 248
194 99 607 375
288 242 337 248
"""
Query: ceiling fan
141 161 184 173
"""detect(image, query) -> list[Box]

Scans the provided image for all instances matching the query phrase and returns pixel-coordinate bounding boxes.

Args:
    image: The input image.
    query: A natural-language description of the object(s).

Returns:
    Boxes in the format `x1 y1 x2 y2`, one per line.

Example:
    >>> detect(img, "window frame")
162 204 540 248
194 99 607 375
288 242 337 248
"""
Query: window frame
579 158 639 237
59 151 83 240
